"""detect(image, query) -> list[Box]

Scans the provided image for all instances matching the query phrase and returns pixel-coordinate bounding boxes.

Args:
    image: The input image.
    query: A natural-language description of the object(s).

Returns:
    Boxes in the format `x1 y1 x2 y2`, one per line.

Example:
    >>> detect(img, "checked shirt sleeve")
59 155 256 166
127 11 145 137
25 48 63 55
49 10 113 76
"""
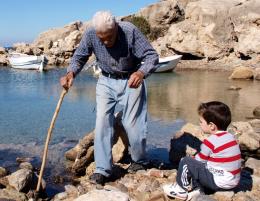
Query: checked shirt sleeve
67 30 93 76
132 27 159 77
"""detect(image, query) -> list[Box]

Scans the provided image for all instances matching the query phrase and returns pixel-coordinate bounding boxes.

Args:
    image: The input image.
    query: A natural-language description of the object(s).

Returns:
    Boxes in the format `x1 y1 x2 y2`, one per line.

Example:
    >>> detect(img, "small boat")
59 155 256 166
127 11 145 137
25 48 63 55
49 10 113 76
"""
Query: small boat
155 55 182 73
91 54 182 75
8 53 47 71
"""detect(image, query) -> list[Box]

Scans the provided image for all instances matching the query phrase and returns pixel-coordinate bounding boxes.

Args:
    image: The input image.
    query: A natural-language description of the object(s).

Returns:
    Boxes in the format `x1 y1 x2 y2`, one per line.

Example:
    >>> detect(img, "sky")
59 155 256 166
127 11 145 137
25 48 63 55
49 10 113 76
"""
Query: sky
0 0 158 47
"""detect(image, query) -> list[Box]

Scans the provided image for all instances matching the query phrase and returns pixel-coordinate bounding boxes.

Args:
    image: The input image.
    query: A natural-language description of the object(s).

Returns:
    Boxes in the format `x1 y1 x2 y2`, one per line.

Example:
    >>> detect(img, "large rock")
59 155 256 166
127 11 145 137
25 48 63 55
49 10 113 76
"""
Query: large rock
33 21 83 48
137 0 184 28
229 121 260 151
7 169 33 192
66 112 128 175
163 0 260 60
229 66 254 79
73 189 130 201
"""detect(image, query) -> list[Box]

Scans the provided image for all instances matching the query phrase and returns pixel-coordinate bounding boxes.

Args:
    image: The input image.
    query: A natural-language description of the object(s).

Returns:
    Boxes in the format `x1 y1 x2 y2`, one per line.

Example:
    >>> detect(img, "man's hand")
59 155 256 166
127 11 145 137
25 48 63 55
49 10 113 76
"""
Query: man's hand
60 72 74 90
128 70 144 88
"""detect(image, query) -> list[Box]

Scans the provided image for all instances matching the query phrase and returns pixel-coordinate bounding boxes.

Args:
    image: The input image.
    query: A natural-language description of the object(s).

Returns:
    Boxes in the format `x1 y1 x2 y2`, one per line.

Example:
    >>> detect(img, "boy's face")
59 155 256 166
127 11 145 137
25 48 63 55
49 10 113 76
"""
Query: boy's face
199 116 212 134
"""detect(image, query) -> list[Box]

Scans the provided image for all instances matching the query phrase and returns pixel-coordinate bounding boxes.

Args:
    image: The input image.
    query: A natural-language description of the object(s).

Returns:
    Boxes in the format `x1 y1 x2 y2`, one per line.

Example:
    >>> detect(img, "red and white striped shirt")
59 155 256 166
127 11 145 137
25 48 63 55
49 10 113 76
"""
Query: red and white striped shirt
195 131 241 189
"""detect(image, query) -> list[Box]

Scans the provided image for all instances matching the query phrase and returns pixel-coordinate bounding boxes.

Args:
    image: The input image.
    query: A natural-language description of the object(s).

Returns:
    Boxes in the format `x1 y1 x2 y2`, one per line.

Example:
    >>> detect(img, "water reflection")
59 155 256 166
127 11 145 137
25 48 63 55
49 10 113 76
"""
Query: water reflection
0 68 260 146
147 71 260 123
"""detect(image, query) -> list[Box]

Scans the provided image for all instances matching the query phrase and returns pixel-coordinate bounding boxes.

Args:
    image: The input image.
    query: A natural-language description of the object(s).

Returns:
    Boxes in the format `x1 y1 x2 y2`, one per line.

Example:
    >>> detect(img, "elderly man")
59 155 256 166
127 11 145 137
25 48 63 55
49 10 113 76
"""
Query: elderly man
60 11 159 185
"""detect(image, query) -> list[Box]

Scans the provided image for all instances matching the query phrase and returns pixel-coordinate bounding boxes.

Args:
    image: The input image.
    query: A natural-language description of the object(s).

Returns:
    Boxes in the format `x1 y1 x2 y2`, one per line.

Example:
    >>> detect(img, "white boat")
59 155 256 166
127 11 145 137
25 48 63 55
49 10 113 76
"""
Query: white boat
8 53 47 71
155 55 182 73
92 54 182 75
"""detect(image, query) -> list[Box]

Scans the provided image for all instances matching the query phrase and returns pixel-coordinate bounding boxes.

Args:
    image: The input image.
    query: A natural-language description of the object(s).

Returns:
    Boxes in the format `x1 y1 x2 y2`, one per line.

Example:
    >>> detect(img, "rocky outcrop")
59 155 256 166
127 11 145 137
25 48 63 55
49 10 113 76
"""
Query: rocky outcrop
151 0 260 70
4 0 259 70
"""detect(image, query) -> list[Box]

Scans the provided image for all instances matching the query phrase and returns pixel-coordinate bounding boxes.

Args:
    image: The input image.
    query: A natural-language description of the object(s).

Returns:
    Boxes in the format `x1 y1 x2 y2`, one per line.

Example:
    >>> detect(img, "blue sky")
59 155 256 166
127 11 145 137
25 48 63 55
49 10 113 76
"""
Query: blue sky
0 0 158 47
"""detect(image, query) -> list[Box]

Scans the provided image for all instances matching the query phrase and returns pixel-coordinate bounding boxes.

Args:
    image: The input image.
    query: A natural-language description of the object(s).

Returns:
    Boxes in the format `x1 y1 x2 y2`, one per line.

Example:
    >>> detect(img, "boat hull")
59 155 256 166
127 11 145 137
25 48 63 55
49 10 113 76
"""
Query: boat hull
9 54 46 71
155 55 182 73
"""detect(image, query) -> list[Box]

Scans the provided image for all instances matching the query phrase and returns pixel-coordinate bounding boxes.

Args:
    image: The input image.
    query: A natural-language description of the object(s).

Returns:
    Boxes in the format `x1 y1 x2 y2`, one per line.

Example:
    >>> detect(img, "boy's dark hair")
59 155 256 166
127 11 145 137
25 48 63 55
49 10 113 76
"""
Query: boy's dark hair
198 101 231 130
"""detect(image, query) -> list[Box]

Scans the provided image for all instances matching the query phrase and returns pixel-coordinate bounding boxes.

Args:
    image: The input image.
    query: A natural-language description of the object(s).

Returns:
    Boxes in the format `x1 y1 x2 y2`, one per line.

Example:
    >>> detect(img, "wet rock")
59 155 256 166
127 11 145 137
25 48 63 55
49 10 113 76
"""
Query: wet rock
7 168 33 192
72 146 94 176
0 167 8 178
229 66 254 80
19 162 33 170
253 106 260 119
66 112 128 176
227 85 242 90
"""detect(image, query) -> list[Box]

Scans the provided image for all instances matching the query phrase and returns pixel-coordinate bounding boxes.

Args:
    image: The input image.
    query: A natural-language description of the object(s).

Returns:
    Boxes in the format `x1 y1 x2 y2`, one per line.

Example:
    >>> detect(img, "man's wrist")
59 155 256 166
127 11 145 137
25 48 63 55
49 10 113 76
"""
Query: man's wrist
137 70 145 78
67 71 75 78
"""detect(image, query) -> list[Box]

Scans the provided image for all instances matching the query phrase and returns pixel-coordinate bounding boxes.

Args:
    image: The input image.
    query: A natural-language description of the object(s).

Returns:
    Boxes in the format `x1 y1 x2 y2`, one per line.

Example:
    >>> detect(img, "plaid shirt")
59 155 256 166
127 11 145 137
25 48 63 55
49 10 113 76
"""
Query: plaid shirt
68 21 159 77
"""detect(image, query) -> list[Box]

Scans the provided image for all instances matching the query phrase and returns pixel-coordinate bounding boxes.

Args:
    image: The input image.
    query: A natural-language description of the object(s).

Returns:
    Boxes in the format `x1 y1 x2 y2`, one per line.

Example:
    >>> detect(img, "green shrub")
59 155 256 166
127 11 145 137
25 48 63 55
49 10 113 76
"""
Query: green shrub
148 27 166 41
126 16 151 36
124 15 166 42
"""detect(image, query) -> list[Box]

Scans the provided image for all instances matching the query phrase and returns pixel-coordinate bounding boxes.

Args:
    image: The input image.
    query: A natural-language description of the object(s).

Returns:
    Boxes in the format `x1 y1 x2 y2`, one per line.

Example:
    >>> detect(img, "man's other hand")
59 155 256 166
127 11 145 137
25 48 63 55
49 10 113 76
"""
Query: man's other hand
128 71 144 88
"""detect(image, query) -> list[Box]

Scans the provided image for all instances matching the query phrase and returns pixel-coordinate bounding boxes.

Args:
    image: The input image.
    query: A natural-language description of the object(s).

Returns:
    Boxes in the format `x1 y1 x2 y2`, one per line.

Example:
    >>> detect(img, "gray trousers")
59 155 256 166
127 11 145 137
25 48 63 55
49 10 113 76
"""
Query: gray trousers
176 156 223 192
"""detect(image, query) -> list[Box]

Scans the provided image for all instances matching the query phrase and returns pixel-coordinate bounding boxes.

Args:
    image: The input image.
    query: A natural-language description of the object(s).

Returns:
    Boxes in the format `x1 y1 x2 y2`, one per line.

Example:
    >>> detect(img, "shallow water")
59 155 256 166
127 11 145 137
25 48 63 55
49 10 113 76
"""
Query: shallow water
0 67 260 194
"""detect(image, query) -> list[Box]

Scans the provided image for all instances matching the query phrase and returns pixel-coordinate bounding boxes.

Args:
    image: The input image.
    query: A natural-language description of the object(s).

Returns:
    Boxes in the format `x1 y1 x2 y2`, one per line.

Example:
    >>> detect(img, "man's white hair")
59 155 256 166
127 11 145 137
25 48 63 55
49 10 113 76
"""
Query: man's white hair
92 11 116 32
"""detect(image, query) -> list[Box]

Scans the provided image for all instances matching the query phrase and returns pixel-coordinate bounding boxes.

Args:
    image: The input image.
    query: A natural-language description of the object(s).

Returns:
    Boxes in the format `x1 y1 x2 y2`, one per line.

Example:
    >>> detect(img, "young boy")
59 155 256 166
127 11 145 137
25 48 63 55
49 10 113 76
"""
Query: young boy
163 101 241 200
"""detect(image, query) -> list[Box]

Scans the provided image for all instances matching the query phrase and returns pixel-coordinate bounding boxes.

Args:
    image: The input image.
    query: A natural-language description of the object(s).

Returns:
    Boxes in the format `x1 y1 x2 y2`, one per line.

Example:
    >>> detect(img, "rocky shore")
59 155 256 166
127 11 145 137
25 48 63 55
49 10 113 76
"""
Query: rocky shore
0 112 260 201
0 0 259 200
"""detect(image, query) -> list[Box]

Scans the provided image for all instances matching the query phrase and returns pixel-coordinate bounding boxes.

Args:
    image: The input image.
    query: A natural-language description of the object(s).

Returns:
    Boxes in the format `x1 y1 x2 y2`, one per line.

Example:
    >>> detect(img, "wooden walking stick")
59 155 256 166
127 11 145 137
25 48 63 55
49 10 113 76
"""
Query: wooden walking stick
35 88 68 197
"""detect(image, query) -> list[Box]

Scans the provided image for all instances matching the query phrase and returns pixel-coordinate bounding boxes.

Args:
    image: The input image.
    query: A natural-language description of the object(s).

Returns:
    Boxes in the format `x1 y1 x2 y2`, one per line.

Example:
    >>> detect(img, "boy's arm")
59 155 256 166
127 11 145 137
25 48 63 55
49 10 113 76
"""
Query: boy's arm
195 139 214 163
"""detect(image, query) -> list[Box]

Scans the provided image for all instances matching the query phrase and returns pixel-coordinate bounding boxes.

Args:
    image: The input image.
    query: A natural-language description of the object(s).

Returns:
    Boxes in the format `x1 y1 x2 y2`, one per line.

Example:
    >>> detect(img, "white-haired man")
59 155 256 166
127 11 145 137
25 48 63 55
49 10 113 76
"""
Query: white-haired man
60 11 159 185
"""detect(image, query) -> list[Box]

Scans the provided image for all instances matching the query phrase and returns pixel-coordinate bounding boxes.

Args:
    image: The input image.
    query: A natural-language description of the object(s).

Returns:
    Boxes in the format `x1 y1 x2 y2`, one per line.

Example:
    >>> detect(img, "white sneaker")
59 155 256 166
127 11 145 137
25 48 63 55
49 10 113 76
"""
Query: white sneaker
187 189 201 201
163 183 188 200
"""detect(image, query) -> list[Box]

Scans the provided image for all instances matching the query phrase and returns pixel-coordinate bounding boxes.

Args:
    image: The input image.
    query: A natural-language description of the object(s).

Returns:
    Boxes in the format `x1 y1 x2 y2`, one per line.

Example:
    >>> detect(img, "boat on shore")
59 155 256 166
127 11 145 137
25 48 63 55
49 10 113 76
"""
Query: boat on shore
8 53 47 71
155 55 182 73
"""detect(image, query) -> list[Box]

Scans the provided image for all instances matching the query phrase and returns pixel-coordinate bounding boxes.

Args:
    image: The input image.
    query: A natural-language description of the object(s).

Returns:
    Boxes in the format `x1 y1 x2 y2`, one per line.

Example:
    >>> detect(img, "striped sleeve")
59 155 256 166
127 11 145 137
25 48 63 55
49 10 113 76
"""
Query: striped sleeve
195 139 214 163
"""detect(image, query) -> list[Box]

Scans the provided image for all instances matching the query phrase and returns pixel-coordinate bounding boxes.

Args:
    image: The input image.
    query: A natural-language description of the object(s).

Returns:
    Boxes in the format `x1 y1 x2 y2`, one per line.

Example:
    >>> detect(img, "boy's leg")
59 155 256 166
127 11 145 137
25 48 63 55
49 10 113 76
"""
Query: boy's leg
176 156 219 192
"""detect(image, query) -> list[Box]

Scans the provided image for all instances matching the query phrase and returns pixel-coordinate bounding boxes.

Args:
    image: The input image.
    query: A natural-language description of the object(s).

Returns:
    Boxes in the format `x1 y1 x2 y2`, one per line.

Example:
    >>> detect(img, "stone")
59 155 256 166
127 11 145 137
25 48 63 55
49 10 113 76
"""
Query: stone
7 169 33 192
0 167 8 178
253 106 260 118
245 158 260 177
229 66 254 79
73 189 129 201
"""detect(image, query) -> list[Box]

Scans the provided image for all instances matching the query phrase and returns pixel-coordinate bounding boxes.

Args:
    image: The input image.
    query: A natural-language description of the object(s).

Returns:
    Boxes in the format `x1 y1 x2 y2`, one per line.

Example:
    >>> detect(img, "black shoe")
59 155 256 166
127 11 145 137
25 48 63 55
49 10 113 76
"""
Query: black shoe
127 162 146 173
89 173 107 185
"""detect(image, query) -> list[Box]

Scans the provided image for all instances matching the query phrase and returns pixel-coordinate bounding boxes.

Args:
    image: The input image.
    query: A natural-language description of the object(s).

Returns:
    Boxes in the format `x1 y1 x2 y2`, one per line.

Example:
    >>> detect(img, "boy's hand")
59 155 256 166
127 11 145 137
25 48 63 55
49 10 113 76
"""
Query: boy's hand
128 70 144 88
60 72 74 90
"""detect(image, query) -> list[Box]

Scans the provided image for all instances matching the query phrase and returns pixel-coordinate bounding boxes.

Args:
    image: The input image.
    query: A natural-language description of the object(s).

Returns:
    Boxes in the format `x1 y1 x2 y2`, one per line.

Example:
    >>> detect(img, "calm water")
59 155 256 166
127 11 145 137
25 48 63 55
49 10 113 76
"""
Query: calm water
0 67 260 194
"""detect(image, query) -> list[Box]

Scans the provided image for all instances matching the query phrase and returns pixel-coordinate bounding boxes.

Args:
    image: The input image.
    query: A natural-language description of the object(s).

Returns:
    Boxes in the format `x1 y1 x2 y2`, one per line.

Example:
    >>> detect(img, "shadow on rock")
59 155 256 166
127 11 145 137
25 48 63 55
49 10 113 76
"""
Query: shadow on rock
169 132 202 166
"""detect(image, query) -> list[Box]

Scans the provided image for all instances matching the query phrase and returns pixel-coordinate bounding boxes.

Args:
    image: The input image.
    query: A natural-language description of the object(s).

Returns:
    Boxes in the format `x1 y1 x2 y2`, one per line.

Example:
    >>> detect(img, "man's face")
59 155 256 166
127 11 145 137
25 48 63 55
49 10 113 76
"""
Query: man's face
96 25 117 48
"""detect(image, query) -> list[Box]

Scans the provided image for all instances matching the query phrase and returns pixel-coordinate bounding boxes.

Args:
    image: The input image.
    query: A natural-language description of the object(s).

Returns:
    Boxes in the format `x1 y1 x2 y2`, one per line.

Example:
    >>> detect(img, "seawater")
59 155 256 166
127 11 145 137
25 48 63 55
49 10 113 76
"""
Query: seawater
0 67 260 194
